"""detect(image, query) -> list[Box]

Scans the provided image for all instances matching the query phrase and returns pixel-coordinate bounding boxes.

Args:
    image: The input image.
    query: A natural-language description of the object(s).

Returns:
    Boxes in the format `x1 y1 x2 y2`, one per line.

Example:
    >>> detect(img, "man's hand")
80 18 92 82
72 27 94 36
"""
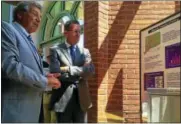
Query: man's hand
47 73 61 78
47 77 61 89
84 62 90 66
46 73 61 89
60 66 69 72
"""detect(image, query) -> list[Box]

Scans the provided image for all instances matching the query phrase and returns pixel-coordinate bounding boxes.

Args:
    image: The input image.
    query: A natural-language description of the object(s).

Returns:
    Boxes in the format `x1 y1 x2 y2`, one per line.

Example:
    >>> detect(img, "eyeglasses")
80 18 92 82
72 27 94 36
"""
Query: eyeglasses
68 30 81 34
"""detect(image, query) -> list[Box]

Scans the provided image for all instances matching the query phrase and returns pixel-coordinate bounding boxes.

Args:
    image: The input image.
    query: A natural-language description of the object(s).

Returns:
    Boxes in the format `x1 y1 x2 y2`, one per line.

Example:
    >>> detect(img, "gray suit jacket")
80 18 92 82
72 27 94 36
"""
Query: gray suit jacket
49 43 94 112
1 21 47 122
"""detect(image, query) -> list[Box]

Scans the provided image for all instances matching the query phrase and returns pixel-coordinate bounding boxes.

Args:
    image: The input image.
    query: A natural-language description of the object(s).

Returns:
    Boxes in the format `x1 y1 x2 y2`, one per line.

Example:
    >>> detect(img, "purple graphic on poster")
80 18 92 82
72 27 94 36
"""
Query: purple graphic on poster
165 42 181 68
144 71 164 90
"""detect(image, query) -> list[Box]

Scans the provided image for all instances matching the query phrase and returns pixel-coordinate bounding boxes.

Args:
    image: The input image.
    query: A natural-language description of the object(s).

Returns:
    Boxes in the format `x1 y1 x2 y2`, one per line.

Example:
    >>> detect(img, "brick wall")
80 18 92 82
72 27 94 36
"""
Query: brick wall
84 1 99 122
84 1 180 123
97 1 110 122
108 2 141 122
175 1 181 12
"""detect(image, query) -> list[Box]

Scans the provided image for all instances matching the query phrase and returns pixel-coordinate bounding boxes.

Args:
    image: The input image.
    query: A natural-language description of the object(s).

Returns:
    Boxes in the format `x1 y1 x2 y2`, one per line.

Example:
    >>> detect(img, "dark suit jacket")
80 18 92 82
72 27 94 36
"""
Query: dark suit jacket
49 43 94 112
49 73 80 110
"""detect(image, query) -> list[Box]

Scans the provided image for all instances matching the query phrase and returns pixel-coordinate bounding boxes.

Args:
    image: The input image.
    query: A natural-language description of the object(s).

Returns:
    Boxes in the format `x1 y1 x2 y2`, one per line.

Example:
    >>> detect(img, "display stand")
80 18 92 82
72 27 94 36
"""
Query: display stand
147 88 180 123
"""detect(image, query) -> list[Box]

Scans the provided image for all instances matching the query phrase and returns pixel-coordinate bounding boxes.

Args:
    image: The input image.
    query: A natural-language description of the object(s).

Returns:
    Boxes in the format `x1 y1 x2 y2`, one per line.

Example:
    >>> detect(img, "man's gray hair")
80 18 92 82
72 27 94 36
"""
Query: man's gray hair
13 1 42 22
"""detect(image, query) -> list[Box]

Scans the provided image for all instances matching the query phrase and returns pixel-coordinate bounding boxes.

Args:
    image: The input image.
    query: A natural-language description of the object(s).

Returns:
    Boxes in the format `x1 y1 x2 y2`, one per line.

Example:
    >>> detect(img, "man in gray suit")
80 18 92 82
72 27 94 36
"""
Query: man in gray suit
1 2 61 123
49 20 94 123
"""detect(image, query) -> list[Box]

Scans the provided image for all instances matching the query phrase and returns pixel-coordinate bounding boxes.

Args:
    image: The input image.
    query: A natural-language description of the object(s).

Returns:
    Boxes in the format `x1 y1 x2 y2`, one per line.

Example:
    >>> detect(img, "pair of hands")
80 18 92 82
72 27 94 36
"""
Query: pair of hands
47 73 61 89
48 62 91 89
46 66 70 89
60 61 91 72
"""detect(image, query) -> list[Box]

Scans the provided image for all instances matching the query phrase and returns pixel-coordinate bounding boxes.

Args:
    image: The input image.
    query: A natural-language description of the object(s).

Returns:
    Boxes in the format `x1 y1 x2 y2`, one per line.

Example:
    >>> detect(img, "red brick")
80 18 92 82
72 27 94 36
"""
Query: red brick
126 95 140 100
123 100 140 105
85 1 177 123
123 90 140 95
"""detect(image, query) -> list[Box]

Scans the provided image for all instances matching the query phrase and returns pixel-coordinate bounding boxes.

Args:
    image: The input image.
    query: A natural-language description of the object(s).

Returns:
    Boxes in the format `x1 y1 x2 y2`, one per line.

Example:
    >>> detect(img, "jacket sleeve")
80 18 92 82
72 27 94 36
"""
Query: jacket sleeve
49 47 61 73
69 48 95 79
1 21 47 90
49 47 77 82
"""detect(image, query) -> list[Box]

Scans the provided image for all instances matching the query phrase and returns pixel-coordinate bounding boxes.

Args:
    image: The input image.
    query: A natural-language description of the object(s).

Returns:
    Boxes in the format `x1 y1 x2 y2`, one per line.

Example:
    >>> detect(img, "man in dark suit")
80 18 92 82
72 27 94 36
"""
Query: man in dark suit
1 2 61 122
49 20 95 123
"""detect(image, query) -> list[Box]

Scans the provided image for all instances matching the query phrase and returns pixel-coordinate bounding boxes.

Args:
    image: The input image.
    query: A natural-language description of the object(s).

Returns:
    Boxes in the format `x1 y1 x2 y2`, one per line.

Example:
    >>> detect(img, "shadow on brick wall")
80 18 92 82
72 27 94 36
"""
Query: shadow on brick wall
175 1 181 12
104 2 141 122
98 1 141 122
106 69 124 122
86 1 141 122
88 1 181 122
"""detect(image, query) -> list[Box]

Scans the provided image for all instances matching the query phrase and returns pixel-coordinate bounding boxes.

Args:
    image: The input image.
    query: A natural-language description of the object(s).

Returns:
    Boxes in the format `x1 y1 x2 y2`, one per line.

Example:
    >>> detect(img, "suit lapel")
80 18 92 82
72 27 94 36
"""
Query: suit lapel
12 23 43 73
59 43 73 65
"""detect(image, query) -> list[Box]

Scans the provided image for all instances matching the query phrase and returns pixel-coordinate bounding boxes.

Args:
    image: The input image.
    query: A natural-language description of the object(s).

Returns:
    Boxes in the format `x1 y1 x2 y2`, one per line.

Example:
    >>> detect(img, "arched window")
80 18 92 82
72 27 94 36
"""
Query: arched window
39 1 83 48
38 1 84 58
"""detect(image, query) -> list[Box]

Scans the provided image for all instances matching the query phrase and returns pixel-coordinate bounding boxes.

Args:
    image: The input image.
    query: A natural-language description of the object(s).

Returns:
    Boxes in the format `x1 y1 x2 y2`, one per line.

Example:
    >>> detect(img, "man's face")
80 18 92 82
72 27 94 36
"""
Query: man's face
64 24 81 45
20 6 42 33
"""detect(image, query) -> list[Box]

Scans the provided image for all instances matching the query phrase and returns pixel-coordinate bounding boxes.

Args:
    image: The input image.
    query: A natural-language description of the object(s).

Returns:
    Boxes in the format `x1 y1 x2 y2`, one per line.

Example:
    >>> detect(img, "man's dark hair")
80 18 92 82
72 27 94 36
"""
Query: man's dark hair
64 20 80 31
13 1 42 22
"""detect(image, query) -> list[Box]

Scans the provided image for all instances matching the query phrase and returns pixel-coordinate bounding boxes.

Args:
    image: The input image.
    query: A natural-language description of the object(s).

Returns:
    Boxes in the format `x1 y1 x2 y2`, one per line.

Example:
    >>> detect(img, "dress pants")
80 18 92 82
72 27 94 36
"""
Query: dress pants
43 91 57 123
56 88 87 123
39 98 44 123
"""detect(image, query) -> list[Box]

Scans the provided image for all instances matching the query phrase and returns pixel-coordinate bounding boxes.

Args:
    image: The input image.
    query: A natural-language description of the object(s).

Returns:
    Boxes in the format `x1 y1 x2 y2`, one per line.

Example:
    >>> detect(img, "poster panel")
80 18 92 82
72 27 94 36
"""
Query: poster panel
140 12 181 122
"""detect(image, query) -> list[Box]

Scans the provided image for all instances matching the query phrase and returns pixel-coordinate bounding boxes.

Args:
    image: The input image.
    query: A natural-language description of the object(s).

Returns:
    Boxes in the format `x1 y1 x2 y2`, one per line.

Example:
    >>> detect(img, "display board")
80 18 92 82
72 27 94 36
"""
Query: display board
140 11 181 122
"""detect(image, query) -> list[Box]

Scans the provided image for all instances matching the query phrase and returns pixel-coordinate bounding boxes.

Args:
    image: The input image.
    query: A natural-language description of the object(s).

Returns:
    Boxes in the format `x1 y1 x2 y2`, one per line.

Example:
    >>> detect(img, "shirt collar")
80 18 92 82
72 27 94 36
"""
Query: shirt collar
65 40 77 49
14 22 30 37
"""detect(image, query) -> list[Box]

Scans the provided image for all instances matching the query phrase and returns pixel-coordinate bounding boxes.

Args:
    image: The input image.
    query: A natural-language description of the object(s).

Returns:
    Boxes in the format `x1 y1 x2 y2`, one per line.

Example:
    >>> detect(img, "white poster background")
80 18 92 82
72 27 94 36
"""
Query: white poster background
140 12 180 121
